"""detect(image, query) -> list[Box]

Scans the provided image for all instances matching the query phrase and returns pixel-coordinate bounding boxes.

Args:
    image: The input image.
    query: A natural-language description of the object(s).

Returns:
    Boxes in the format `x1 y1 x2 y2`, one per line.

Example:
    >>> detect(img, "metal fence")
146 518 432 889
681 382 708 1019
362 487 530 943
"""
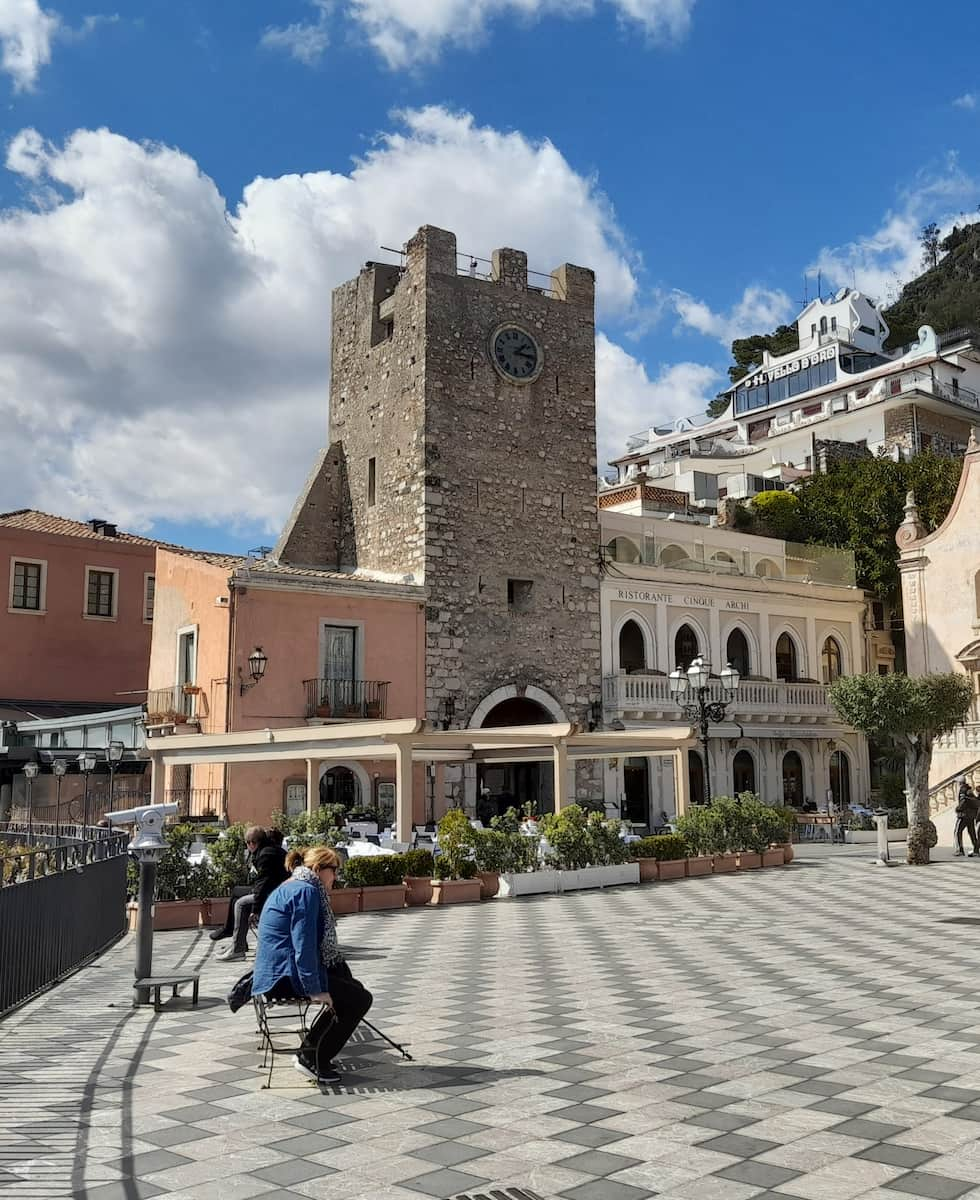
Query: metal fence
0 825 129 1018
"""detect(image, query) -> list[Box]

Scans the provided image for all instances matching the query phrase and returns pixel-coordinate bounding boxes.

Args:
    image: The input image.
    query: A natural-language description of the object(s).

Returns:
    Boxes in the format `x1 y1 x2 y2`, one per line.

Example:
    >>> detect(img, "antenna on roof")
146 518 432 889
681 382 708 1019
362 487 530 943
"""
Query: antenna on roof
817 270 823 302
797 275 809 310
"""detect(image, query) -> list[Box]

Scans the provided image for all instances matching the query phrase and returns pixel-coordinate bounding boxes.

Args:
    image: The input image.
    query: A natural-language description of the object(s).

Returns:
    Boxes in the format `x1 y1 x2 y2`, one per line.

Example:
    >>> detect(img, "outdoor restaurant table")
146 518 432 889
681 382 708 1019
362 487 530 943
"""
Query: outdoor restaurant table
796 813 845 843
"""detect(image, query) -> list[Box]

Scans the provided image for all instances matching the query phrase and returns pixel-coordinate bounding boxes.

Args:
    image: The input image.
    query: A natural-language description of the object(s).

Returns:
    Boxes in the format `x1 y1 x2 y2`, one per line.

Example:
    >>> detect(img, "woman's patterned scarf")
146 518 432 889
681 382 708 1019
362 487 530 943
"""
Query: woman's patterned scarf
291 865 344 966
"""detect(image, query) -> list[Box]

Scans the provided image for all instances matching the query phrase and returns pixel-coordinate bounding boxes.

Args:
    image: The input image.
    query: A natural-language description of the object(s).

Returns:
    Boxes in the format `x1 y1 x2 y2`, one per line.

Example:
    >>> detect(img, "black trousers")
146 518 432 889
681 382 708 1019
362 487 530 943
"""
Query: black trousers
301 961 373 1073
955 816 978 853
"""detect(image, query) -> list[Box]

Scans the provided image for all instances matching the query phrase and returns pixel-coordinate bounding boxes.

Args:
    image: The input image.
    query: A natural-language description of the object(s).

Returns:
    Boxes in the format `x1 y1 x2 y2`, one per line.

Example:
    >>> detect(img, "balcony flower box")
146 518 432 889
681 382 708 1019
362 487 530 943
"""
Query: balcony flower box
359 883 406 911
365 701 382 719
713 853 738 874
656 859 687 881
762 847 786 868
737 851 763 870
684 855 713 877
430 878 482 905
315 702 332 718
497 869 560 898
329 888 361 915
558 863 639 892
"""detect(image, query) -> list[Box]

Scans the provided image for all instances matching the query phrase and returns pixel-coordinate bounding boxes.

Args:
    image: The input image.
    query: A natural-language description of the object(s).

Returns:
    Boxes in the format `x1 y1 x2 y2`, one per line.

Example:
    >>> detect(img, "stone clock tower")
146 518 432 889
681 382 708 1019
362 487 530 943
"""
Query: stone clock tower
280 225 602 808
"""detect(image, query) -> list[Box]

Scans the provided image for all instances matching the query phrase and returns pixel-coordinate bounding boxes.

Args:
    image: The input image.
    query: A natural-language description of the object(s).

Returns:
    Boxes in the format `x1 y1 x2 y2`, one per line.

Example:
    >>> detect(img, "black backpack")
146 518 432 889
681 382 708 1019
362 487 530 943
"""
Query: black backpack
226 970 254 1013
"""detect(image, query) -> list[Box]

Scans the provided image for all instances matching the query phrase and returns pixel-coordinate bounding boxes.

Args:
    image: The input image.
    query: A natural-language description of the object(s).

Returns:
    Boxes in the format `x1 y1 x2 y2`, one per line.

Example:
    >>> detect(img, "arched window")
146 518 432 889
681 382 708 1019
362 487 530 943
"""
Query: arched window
821 637 843 684
732 749 756 795
830 750 851 809
675 624 699 671
755 558 782 579
775 633 798 681
782 751 804 806
688 749 705 806
726 628 750 677
619 620 646 673
711 551 737 573
608 537 641 565
660 544 688 568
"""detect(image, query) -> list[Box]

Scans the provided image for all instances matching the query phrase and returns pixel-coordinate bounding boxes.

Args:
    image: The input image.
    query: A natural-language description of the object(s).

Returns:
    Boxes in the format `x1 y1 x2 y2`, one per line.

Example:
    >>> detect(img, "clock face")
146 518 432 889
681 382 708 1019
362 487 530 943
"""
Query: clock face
490 325 542 382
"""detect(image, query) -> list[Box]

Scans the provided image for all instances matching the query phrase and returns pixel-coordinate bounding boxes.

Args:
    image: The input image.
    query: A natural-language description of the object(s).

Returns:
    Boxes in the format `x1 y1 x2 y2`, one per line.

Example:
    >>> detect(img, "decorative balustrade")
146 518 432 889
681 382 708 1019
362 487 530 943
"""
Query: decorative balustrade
603 673 833 717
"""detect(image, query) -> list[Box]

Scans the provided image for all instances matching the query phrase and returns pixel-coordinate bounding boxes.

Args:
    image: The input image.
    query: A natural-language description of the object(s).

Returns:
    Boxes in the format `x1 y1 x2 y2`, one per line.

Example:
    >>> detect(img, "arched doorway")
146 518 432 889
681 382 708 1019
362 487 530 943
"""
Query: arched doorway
782 751 804 806
623 757 650 827
726 628 751 677
821 637 843 684
675 624 699 671
732 749 756 795
775 632 798 681
688 749 706 806
830 750 851 809
477 694 554 820
619 620 647 673
320 765 361 811
608 537 641 565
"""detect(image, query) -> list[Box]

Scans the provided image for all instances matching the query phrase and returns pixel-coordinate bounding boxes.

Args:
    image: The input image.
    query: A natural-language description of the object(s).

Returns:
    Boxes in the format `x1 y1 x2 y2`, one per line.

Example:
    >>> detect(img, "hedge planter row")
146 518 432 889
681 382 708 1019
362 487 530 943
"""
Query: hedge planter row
128 898 231 932
634 845 788 884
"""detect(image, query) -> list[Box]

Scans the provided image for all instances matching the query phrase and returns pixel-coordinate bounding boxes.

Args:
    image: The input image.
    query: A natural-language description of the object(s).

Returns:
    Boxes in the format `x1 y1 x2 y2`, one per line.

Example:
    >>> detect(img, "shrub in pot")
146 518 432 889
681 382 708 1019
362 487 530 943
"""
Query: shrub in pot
343 854 406 910
630 834 678 881
399 848 435 906
635 833 689 880
472 828 510 898
430 810 481 904
674 808 714 875
538 805 592 870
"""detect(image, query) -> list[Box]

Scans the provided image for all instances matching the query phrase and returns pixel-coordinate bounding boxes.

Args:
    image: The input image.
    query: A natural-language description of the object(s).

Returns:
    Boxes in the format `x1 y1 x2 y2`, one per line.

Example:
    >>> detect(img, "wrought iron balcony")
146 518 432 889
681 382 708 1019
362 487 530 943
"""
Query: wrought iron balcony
164 787 226 820
145 685 202 726
303 679 390 721
603 673 834 720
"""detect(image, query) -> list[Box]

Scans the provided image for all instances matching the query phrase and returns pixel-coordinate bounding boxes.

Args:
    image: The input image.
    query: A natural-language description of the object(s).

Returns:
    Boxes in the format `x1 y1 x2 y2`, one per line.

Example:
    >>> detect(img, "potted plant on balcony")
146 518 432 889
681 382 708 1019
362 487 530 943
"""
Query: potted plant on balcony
400 848 435 906
343 854 406 910
365 699 382 719
315 698 332 718
430 809 482 905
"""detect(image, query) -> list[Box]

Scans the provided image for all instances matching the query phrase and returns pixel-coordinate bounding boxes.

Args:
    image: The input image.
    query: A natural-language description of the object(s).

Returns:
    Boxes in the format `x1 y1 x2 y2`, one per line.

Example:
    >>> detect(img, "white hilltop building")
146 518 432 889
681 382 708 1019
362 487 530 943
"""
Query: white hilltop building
607 290 980 509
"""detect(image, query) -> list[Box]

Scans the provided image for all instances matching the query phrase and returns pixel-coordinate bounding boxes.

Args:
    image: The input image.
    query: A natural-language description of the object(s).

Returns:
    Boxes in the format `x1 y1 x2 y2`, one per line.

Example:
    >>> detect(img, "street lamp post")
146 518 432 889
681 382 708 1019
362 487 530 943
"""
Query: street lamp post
22 761 39 843
668 657 740 805
77 751 98 833
106 740 125 815
52 759 67 841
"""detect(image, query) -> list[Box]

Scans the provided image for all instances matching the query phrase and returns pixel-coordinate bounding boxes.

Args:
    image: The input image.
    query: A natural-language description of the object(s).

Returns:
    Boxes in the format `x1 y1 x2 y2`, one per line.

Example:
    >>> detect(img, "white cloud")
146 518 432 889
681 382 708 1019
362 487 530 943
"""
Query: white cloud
0 109 638 532
809 154 980 302
953 92 977 110
261 0 331 65
673 285 794 347
0 0 60 90
347 0 695 69
595 332 721 466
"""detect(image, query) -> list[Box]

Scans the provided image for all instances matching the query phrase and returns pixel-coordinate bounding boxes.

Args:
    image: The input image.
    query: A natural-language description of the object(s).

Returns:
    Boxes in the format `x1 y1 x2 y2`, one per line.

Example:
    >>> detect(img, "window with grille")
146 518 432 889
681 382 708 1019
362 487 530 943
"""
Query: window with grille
11 561 42 610
144 574 155 622
87 569 115 617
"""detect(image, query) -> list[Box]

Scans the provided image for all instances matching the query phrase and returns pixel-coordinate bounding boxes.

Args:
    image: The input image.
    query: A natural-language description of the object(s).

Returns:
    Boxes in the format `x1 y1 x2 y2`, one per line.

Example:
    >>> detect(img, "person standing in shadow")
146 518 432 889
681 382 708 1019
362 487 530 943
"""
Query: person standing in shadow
954 779 980 857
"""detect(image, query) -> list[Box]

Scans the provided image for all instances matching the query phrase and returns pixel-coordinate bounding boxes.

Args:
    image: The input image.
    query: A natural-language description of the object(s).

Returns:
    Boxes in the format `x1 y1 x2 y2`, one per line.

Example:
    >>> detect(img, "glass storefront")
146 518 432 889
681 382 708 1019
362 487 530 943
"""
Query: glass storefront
734 354 837 415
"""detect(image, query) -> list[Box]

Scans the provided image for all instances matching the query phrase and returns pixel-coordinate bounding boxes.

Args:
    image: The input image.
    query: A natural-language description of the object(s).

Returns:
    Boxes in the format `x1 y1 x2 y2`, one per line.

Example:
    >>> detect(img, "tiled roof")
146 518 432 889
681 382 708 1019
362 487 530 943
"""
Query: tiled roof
0 509 236 560
235 560 423 589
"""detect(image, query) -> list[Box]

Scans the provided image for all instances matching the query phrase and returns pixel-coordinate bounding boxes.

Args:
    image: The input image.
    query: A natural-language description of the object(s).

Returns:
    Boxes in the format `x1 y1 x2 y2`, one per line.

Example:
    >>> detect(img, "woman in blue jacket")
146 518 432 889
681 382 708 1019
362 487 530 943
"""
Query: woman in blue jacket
253 845 372 1085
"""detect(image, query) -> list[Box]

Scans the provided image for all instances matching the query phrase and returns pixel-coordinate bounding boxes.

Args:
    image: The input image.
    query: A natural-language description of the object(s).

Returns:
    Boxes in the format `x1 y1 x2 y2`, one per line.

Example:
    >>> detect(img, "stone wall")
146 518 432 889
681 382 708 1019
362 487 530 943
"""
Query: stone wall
883 404 973 457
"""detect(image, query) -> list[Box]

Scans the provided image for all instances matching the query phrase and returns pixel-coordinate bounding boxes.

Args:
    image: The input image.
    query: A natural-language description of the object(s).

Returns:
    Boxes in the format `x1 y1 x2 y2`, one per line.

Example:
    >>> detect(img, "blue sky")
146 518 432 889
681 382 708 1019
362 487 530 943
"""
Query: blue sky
4 0 980 555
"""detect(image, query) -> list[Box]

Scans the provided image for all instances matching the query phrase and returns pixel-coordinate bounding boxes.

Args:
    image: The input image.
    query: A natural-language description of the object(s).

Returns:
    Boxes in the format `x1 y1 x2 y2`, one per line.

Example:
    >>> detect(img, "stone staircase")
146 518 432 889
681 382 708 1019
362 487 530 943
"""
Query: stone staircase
929 757 980 817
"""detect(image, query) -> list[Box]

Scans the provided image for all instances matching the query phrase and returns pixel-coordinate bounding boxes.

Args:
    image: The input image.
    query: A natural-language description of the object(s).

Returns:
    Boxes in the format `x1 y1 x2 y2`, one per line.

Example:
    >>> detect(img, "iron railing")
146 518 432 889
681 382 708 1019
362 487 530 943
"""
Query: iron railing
146 684 199 725
0 824 129 1017
165 787 226 819
303 679 390 720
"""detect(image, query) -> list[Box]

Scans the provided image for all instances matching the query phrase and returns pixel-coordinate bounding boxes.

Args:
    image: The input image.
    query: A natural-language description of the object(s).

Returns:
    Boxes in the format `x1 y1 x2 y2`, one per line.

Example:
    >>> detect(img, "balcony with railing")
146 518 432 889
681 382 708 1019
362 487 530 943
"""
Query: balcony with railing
603 673 835 720
145 685 205 727
303 679 390 721
164 787 226 820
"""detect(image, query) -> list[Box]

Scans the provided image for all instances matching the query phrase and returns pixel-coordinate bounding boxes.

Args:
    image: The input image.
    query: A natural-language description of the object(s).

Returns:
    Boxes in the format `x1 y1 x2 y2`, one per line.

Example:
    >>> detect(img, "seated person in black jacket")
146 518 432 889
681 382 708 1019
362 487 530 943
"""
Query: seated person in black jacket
215 826 288 961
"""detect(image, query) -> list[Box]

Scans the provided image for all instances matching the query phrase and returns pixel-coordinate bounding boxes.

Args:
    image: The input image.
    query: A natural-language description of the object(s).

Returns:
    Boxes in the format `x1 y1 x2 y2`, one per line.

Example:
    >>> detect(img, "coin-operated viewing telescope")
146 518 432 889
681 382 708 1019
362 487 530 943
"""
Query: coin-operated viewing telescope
107 803 179 1003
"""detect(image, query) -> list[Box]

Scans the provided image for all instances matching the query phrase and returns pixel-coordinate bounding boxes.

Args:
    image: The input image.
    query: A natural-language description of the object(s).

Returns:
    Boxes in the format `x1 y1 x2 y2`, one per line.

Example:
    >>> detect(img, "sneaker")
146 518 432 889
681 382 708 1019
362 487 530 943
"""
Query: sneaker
293 1054 319 1083
955 849 965 856
317 1065 342 1085
209 929 229 942
216 946 246 961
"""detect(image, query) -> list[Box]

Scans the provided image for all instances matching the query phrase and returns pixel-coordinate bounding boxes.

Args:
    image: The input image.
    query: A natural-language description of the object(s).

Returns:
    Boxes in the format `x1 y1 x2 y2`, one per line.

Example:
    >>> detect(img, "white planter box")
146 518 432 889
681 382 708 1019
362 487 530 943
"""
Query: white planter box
845 830 907 843
497 870 560 898
558 863 640 892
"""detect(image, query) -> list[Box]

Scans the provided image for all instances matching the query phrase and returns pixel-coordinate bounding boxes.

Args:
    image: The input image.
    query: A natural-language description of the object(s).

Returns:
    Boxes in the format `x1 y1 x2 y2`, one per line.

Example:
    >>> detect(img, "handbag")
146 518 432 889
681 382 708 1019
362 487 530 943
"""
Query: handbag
226 969 254 1013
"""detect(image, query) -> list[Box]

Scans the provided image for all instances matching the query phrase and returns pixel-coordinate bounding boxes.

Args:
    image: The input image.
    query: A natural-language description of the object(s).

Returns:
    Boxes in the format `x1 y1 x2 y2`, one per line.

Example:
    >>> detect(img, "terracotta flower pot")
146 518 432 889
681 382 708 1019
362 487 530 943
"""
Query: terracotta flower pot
150 900 203 931
656 859 687 881
200 898 229 927
636 857 659 883
712 853 738 874
359 883 406 911
476 870 500 900
403 875 433 906
430 878 482 905
737 852 763 870
763 847 787 868
781 841 795 864
329 888 361 915
685 855 713 877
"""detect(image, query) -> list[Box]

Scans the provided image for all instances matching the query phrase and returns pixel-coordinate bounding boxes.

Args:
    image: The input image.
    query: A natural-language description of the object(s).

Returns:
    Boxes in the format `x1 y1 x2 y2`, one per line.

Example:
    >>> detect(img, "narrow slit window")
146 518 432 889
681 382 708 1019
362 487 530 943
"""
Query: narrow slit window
368 457 377 507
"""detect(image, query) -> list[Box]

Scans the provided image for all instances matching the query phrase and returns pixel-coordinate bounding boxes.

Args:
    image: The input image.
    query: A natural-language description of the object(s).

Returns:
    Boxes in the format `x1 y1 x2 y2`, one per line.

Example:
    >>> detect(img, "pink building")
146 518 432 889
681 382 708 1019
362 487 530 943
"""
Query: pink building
0 511 160 719
147 548 425 827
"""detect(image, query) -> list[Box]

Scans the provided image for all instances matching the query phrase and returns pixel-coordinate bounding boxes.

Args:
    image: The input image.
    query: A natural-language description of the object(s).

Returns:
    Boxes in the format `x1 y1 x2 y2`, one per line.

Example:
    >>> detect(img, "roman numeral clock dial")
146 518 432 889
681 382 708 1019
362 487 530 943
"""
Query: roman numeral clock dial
489 325 543 383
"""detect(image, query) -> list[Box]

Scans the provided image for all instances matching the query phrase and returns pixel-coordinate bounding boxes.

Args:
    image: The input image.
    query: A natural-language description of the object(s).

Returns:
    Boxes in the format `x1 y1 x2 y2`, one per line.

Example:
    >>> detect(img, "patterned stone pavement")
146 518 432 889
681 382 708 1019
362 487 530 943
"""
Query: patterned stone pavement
6 843 980 1200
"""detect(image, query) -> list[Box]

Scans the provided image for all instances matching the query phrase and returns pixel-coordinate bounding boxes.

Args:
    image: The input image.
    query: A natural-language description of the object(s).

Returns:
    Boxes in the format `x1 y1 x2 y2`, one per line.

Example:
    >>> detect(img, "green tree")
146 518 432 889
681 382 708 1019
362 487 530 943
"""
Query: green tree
705 395 730 419
750 490 801 539
793 453 960 600
920 222 941 271
728 324 800 384
828 672 972 864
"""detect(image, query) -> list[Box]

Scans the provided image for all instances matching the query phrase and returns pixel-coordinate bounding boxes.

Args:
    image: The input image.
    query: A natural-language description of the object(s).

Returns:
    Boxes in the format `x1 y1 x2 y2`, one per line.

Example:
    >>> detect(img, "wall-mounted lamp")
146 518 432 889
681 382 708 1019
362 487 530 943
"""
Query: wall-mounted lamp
438 696 455 731
240 646 269 695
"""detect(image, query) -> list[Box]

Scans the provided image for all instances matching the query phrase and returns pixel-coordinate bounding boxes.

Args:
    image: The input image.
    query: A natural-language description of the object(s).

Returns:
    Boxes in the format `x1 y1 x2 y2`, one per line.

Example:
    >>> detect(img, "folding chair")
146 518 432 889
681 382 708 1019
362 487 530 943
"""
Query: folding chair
252 993 324 1089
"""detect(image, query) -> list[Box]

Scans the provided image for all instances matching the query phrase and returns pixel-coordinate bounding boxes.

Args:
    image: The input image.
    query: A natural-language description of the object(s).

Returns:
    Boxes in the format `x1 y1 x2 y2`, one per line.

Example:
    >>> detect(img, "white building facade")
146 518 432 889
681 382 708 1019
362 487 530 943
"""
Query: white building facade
598 505 879 826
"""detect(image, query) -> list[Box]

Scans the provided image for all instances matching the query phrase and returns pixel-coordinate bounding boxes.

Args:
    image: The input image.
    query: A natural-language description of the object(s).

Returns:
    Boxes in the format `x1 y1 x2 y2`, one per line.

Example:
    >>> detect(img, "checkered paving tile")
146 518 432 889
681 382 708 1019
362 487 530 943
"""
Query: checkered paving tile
6 843 980 1199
